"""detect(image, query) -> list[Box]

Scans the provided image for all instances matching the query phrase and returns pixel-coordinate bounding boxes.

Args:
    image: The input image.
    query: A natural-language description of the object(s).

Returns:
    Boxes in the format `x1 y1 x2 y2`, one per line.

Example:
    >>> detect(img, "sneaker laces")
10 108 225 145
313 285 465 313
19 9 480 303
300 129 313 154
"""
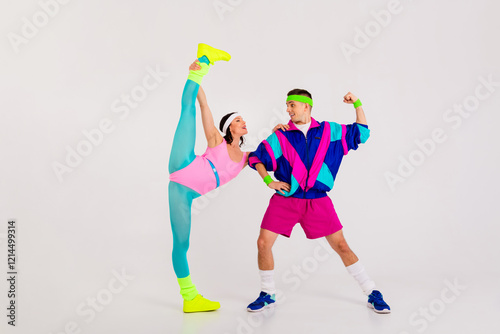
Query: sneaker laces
370 291 388 305
253 292 272 305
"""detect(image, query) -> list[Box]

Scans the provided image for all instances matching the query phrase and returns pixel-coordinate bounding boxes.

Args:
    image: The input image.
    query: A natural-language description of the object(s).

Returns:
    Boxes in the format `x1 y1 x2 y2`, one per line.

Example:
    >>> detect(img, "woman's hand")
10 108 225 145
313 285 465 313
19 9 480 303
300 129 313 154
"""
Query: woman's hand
272 123 289 133
268 181 291 195
189 60 201 71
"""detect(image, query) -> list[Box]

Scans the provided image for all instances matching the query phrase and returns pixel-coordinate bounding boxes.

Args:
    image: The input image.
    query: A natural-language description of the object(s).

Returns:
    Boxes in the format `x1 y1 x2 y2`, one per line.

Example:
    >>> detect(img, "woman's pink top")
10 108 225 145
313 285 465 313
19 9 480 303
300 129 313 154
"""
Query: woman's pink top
169 139 247 195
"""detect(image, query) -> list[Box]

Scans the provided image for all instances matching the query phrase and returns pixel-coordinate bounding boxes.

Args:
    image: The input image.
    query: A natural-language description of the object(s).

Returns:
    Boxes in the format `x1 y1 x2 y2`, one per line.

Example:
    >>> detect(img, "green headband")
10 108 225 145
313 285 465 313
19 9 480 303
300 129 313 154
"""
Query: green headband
287 95 313 107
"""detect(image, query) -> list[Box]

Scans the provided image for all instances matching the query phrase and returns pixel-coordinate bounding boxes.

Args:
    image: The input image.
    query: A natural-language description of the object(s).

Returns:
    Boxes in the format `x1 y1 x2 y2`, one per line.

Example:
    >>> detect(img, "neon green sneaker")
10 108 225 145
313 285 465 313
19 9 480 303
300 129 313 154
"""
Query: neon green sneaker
197 43 231 65
183 294 220 313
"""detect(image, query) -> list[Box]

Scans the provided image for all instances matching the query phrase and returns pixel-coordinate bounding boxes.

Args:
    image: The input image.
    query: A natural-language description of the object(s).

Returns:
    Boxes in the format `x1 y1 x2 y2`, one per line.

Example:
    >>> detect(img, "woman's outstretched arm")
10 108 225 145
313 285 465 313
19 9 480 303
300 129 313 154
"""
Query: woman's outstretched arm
197 86 223 147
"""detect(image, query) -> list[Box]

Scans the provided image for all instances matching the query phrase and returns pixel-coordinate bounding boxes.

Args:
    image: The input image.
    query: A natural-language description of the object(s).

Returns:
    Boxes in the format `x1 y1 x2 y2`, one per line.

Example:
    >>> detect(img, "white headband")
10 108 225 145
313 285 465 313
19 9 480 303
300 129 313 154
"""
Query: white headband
222 112 240 135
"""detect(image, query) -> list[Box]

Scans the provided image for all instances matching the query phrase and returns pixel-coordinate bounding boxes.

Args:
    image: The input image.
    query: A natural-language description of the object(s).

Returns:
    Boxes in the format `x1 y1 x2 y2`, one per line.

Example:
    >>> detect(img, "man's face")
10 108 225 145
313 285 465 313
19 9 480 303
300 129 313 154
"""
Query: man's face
286 100 310 125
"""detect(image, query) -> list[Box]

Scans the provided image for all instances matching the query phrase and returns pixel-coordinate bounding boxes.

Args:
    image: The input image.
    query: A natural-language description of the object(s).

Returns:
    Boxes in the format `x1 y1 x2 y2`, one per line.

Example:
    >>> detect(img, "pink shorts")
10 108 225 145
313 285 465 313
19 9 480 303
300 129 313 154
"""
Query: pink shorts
261 194 343 239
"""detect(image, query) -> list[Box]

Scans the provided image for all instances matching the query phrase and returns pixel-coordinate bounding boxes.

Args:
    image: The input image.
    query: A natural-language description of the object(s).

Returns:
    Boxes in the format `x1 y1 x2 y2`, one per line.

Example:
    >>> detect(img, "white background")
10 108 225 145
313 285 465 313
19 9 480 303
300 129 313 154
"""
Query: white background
1 0 499 333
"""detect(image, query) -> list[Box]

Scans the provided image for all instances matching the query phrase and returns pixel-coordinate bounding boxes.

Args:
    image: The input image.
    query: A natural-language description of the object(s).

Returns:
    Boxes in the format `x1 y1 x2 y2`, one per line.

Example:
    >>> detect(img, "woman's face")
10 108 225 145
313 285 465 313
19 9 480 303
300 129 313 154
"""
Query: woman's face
229 116 248 136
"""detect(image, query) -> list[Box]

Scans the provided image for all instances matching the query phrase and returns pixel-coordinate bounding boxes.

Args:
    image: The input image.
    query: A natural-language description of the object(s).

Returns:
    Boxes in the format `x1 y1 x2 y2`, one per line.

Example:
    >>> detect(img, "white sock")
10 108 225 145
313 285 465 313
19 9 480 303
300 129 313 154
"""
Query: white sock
259 270 276 296
346 261 376 295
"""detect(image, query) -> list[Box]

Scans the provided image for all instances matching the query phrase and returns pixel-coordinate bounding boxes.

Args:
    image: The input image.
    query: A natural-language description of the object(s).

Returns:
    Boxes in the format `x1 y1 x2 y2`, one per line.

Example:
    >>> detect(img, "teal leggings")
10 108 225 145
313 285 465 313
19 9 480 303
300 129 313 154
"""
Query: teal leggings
168 180 199 279
168 76 204 279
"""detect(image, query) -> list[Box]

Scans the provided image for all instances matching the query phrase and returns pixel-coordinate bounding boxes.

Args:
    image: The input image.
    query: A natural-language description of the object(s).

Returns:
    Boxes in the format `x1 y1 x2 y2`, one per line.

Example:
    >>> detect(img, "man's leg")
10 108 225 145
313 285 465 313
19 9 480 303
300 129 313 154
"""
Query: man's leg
248 194 299 312
257 228 279 294
247 228 279 312
258 228 279 270
325 229 390 313
325 229 359 266
325 229 375 294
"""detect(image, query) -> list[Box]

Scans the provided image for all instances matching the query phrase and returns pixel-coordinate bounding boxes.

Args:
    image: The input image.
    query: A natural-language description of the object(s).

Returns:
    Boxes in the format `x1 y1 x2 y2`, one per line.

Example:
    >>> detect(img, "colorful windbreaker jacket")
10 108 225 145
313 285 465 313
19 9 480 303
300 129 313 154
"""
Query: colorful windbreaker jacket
248 118 370 199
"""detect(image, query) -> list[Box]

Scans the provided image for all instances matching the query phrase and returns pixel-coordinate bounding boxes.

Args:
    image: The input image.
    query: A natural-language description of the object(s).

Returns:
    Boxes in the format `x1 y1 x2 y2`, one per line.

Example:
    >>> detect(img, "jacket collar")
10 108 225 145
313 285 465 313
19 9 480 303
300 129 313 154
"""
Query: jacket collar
286 117 320 132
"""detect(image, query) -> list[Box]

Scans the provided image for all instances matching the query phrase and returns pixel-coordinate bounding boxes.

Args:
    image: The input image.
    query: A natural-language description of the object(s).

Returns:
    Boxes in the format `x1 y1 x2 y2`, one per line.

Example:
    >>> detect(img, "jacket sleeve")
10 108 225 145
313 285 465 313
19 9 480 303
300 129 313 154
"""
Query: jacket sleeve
329 122 370 155
345 123 370 152
248 132 280 171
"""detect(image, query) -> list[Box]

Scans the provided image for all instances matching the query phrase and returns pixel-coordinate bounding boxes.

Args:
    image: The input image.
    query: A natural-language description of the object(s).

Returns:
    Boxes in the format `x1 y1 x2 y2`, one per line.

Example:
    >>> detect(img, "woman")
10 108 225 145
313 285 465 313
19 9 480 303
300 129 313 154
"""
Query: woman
168 44 248 313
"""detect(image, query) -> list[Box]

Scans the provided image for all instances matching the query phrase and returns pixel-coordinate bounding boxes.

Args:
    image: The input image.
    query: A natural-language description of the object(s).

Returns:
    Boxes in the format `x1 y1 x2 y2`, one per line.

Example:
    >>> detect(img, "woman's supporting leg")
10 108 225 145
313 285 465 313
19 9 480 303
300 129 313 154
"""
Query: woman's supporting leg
169 181 199 295
169 181 220 312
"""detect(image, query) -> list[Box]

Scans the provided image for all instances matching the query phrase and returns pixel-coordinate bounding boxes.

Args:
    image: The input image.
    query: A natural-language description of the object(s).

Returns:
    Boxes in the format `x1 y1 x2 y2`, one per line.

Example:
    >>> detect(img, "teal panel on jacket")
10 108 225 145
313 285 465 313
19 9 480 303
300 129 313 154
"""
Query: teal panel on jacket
329 122 343 141
267 132 283 159
357 124 371 143
316 163 334 189
281 174 300 197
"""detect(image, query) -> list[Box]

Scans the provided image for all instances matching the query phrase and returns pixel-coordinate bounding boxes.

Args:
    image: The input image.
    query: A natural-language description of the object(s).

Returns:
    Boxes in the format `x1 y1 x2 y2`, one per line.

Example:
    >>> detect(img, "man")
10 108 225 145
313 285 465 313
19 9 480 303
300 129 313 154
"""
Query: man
246 89 390 314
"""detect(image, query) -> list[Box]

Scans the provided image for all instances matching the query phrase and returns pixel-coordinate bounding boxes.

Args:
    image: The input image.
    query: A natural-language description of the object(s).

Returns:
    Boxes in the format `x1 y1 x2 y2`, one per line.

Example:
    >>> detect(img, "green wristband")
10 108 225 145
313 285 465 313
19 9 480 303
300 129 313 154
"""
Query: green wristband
263 175 273 186
353 99 362 108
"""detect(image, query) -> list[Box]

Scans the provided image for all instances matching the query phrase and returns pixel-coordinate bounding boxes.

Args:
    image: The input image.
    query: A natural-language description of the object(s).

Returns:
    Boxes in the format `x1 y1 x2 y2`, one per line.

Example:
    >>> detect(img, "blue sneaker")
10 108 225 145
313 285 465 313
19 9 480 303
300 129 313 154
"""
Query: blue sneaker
367 290 391 314
247 291 276 312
